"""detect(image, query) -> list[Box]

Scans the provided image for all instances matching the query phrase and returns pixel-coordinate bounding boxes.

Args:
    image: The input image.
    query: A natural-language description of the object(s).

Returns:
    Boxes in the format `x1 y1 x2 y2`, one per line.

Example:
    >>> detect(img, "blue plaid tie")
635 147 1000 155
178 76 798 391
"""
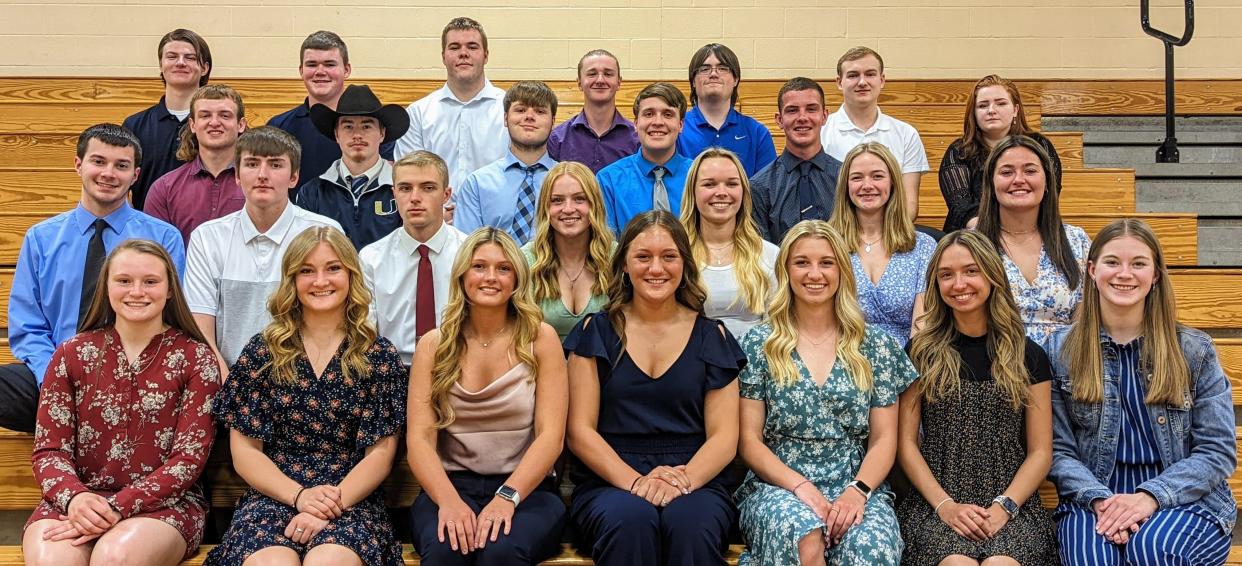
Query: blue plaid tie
348 174 369 198
512 165 539 244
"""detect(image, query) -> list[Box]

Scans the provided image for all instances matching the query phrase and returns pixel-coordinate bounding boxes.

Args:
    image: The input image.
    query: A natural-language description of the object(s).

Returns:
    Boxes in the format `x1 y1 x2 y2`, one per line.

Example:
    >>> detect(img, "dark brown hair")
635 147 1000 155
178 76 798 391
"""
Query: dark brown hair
80 239 208 345
157 29 212 87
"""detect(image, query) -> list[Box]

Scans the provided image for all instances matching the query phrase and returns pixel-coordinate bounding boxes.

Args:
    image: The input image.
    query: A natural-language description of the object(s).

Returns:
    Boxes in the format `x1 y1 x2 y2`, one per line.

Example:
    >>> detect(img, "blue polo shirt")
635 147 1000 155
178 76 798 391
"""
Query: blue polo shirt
676 106 777 176
123 97 187 211
267 98 396 197
454 149 558 243
597 152 693 235
8 203 185 383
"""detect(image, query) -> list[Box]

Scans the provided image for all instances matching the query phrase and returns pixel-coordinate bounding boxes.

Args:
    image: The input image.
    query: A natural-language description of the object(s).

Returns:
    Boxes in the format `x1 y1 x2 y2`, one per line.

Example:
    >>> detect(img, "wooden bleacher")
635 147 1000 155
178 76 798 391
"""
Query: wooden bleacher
1 77 1241 564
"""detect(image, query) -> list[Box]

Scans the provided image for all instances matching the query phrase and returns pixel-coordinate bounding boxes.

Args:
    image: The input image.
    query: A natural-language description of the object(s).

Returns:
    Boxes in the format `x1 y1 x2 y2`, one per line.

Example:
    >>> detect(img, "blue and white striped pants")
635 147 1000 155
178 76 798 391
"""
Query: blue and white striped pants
1055 502 1232 566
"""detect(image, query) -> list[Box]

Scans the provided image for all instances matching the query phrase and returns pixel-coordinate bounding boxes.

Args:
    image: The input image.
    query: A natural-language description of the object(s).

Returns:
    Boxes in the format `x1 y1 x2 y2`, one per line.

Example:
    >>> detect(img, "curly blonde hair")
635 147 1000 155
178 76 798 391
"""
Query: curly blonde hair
261 226 375 385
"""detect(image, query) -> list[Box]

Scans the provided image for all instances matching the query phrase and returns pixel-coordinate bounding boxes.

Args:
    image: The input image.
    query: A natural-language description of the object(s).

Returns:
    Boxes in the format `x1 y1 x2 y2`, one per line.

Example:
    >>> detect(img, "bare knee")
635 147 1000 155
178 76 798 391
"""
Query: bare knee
798 529 826 566
939 555 981 566
981 556 1020 566
243 546 302 566
303 544 362 566
23 520 90 566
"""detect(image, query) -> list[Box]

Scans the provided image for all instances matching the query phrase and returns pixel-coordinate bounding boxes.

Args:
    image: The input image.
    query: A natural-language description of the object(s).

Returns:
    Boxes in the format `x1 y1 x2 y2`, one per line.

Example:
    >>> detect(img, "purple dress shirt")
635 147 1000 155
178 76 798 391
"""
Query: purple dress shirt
547 109 639 173
144 157 245 243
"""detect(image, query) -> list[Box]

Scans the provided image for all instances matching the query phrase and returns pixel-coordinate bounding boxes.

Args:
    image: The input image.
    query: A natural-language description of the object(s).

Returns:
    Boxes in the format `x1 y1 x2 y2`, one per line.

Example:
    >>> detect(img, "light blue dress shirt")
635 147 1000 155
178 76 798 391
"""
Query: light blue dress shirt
8 203 185 383
454 149 558 242
596 152 693 235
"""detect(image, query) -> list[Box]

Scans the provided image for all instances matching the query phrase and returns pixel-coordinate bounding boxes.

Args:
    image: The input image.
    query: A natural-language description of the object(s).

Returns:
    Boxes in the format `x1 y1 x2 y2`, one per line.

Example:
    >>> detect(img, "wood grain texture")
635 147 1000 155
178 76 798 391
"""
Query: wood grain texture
3 78 1239 116
913 213 1197 266
0 213 45 265
0 268 12 328
1219 338 1242 406
920 168 1137 217
922 132 1083 169
1170 269 1242 330
0 339 12 365
0 170 81 213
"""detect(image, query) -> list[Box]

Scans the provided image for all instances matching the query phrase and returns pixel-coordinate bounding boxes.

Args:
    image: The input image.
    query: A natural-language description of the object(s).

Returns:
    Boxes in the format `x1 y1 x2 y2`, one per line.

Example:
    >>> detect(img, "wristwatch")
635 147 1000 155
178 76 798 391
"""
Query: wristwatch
993 495 1019 519
496 484 521 508
847 480 873 500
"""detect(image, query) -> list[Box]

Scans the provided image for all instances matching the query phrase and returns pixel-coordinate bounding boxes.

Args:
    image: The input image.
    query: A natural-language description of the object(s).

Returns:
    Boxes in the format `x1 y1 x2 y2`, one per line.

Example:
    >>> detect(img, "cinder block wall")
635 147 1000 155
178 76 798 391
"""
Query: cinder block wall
0 1 1236 79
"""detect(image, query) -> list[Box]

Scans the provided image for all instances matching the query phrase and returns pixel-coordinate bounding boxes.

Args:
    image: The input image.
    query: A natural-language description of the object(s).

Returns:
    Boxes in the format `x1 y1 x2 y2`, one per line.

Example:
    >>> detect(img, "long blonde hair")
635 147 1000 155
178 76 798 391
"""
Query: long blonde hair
1062 219 1189 405
828 142 917 254
261 226 375 385
604 211 707 358
430 228 544 428
908 230 1029 409
527 162 613 303
764 220 872 389
679 148 770 314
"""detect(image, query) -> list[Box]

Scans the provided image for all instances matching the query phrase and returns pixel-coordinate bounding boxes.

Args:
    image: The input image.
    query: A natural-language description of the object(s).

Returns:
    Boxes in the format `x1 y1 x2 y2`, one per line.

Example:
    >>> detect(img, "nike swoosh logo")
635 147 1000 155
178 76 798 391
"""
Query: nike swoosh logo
734 135 747 140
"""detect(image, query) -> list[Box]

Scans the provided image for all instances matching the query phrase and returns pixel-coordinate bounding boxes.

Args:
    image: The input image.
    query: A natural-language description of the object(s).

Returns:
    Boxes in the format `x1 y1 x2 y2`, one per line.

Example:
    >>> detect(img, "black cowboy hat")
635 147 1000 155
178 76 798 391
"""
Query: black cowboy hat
310 84 410 144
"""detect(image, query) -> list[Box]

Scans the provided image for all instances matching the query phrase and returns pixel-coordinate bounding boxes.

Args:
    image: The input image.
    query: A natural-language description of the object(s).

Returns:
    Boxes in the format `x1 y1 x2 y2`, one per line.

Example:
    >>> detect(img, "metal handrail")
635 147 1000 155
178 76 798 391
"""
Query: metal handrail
1141 0 1195 163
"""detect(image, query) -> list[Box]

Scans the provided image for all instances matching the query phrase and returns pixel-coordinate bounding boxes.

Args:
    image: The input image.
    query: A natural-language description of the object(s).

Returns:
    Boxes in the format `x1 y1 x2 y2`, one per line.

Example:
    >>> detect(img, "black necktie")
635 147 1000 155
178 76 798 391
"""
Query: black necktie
79 218 108 327
796 161 824 221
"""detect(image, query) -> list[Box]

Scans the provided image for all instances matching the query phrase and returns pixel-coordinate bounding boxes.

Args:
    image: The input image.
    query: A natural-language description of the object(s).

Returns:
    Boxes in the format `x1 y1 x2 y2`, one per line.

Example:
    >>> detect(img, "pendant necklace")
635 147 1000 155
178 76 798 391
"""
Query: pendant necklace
473 325 509 348
561 261 587 289
706 241 734 266
861 235 882 254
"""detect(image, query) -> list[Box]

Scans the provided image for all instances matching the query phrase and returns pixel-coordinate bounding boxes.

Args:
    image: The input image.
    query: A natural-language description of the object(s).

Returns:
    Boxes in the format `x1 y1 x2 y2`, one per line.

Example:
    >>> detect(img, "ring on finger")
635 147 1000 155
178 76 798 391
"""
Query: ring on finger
447 520 455 525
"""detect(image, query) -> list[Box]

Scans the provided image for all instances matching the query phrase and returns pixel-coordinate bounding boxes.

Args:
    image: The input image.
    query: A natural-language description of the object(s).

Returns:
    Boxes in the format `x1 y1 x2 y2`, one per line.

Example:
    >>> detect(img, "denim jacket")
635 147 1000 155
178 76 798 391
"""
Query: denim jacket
1045 325 1237 531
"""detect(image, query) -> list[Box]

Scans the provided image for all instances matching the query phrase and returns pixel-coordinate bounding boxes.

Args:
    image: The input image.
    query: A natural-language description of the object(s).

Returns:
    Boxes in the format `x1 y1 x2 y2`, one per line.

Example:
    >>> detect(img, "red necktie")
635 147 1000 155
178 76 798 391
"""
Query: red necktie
415 244 435 340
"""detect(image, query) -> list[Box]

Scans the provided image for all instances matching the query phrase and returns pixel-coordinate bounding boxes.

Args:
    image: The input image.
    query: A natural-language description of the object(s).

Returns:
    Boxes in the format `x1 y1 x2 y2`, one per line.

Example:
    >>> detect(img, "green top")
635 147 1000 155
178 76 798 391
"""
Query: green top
521 242 611 341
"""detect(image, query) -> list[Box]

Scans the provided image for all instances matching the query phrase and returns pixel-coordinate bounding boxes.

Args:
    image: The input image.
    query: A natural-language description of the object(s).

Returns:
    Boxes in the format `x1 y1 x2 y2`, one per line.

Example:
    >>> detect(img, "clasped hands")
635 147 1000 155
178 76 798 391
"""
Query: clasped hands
630 465 693 507
1092 492 1159 545
42 492 122 545
437 492 518 555
792 481 867 547
936 500 1009 542
285 484 345 544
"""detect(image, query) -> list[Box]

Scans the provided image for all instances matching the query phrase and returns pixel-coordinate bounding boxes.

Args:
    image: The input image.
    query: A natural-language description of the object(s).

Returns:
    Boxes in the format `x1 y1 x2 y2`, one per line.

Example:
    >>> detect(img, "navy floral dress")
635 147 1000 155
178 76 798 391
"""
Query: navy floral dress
206 334 408 566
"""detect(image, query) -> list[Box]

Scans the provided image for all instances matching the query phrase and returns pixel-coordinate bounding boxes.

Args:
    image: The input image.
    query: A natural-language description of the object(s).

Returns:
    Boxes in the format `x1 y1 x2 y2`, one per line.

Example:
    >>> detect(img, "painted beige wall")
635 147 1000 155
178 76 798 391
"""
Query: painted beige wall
0 0 1237 80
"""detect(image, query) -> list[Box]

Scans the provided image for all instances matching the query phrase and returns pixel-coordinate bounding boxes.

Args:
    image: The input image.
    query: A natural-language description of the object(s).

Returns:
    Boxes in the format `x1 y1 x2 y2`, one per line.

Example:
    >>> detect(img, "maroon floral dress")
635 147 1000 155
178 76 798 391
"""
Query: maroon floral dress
26 327 221 556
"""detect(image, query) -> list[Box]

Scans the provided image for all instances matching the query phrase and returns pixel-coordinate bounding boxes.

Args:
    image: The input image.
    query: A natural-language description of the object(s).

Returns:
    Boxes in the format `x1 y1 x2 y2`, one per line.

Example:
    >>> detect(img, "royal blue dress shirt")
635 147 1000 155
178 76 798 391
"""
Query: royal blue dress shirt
596 152 693 235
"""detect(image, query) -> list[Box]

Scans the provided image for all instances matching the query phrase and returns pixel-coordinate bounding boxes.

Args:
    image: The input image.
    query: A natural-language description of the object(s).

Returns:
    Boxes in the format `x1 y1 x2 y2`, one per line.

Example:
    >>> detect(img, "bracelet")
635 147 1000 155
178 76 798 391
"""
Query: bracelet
629 476 642 492
934 497 953 515
292 487 306 509
790 479 812 493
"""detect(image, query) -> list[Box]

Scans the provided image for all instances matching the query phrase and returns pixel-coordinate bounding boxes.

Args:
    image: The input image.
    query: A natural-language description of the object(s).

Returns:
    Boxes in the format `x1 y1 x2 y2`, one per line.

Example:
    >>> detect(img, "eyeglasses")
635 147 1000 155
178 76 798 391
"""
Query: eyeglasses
695 64 733 77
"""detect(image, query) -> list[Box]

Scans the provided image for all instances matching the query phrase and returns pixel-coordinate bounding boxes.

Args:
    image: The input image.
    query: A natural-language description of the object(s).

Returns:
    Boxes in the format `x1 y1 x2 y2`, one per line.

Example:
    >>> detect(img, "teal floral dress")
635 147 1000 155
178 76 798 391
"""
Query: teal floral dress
735 323 918 566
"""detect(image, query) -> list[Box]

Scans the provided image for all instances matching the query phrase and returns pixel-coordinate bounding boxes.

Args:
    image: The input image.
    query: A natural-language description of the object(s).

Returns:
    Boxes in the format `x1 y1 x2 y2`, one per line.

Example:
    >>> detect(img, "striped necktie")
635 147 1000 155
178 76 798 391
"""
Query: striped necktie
348 174 369 198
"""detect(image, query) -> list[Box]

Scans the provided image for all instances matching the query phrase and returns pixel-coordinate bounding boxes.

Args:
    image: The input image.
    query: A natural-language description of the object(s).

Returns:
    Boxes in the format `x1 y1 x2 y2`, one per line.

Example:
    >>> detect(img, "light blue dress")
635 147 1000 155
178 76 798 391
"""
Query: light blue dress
1001 224 1091 349
850 232 936 342
735 323 918 566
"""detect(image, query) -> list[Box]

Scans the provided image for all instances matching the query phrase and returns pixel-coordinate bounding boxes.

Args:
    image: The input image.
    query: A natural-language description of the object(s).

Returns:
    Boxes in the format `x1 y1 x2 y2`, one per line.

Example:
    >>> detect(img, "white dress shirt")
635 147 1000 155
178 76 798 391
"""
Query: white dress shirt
360 221 468 364
184 203 342 365
820 105 930 174
393 80 509 190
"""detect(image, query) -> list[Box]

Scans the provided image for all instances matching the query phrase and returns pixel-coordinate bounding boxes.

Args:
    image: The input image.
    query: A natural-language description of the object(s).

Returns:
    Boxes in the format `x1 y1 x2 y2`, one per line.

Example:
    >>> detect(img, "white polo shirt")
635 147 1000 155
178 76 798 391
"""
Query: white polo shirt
820 105 930 174
393 80 509 190
360 222 468 365
184 203 341 365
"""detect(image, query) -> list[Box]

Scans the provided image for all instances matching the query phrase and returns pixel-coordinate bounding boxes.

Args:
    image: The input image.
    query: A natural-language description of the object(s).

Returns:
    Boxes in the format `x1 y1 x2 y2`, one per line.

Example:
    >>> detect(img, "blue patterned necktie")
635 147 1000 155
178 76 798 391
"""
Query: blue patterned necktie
348 174 369 198
512 165 539 244
652 166 670 212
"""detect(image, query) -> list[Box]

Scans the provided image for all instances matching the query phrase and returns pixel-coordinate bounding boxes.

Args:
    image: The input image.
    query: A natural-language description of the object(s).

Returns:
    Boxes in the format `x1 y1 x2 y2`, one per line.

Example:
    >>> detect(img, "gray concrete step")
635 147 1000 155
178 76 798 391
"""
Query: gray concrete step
1044 116 1242 132
1198 219 1242 267
1087 145 1242 167
1137 179 1242 217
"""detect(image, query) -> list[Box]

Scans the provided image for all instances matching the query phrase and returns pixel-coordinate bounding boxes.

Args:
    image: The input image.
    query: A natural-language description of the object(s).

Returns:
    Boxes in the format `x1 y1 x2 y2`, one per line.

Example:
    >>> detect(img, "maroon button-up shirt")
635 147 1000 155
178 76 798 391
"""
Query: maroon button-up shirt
145 157 245 244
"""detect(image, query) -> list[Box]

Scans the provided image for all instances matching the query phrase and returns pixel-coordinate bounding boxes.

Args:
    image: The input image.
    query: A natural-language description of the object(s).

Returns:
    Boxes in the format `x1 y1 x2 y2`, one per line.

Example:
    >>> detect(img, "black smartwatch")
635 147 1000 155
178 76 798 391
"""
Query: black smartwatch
496 484 521 507
993 495 1019 519
847 480 872 500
